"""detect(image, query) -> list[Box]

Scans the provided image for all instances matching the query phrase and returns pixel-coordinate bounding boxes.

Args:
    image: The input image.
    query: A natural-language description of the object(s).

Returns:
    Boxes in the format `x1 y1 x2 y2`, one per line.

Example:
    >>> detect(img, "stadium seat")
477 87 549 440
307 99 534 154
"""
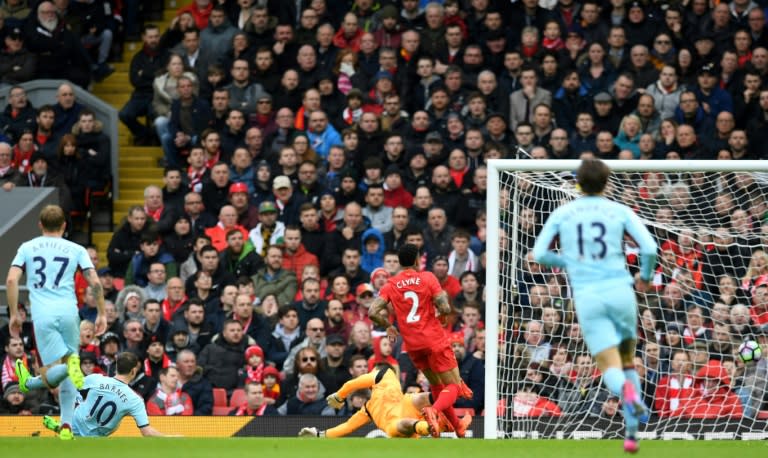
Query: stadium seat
758 410 768 420
229 389 246 408
213 388 228 408
212 406 230 416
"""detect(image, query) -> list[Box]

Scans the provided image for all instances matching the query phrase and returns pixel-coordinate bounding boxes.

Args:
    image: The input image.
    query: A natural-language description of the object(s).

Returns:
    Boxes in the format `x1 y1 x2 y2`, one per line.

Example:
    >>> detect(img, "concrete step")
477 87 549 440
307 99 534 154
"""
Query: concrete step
114 200 145 212
118 189 149 200
92 231 112 267
119 156 158 168
120 146 162 157
120 167 163 179
93 80 132 93
119 177 163 188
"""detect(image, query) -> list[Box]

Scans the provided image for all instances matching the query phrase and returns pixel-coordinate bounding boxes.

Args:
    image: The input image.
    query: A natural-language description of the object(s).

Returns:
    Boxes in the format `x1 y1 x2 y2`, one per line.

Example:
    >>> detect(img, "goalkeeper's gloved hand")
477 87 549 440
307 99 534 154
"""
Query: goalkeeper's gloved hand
326 392 344 409
299 427 319 437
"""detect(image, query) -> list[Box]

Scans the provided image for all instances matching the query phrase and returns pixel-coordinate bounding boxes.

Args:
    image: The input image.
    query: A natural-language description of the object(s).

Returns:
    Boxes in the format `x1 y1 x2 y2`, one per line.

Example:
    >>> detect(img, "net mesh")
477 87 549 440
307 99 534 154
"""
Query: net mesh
493 162 768 438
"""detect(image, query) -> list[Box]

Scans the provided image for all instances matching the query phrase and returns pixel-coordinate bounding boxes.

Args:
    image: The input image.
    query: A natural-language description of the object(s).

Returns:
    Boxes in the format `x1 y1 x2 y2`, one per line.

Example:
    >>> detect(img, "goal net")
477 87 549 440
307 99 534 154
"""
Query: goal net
484 159 768 440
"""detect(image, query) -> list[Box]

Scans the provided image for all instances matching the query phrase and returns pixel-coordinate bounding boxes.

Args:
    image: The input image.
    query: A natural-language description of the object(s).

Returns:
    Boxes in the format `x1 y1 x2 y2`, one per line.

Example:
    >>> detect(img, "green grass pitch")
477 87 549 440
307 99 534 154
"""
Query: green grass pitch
1 438 765 458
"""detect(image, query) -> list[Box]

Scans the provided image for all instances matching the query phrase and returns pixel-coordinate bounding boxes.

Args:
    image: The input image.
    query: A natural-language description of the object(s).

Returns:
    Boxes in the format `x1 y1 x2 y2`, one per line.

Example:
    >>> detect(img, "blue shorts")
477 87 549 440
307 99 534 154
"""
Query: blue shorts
33 309 80 366
572 279 637 356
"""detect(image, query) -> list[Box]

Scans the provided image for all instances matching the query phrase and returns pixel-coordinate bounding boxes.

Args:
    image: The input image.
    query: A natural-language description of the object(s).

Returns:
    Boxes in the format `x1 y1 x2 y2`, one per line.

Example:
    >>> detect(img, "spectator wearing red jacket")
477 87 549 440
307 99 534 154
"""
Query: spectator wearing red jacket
512 383 562 417
382 166 413 208
177 0 213 30
674 360 743 418
146 367 194 416
282 226 319 283
654 349 695 417
751 284 768 326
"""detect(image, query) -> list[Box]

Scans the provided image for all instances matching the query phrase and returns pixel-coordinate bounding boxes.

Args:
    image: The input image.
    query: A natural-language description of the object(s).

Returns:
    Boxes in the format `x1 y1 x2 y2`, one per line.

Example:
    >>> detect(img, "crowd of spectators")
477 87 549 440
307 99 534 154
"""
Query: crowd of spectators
2 0 768 423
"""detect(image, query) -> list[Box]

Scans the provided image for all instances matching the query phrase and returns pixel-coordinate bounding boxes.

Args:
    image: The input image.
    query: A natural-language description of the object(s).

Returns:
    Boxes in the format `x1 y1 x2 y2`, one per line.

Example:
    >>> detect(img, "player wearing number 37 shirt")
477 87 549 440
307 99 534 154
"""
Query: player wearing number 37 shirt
369 244 473 438
7 205 107 440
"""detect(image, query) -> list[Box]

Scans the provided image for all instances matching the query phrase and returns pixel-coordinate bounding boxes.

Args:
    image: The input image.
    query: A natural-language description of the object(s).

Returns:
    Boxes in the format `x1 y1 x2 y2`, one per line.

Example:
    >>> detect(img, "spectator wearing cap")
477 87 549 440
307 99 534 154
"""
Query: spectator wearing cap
248 200 285 257
320 333 351 394
0 26 36 85
692 62 733 119
591 91 621 134
675 360 744 418
0 381 34 415
382 166 413 210
223 181 257 230
99 331 122 375
13 151 72 212
270 174 305 226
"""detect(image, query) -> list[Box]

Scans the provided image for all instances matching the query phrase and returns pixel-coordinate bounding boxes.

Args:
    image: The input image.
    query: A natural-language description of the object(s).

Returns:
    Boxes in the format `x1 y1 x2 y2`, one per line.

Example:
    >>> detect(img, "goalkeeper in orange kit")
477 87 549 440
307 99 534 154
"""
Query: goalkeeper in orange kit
298 364 466 438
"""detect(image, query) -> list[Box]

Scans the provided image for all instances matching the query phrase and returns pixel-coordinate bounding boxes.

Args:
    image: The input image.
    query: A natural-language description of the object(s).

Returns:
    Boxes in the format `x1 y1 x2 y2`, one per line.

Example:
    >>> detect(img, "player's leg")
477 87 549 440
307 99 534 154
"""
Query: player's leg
15 359 69 391
610 285 647 453
426 346 465 435
60 312 85 389
404 394 449 437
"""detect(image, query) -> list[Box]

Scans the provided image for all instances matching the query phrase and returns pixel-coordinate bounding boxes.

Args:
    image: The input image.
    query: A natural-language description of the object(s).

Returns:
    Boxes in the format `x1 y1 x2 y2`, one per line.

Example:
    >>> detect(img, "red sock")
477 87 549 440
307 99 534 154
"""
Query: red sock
431 383 459 412
430 384 444 404
443 405 461 431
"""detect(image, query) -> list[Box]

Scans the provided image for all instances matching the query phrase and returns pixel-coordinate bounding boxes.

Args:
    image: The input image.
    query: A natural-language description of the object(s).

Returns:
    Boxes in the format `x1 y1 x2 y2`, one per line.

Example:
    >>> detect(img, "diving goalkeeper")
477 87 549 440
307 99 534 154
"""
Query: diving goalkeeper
299 364 467 438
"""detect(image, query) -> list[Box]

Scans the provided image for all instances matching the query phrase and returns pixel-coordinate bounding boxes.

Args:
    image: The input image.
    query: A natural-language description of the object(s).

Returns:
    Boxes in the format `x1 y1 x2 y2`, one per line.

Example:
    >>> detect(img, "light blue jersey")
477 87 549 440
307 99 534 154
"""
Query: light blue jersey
11 235 93 365
532 196 658 291
533 196 658 355
11 235 93 315
72 374 149 437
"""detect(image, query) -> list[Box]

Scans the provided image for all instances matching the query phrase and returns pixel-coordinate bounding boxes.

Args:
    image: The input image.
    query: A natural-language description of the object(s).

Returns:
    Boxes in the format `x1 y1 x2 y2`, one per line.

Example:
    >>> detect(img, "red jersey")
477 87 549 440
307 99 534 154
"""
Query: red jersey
378 269 446 351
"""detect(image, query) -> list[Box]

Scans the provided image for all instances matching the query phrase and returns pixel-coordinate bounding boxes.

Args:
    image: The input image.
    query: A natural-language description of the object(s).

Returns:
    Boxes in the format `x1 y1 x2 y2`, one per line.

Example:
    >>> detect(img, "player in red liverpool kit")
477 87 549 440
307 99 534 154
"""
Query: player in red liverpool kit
369 244 473 438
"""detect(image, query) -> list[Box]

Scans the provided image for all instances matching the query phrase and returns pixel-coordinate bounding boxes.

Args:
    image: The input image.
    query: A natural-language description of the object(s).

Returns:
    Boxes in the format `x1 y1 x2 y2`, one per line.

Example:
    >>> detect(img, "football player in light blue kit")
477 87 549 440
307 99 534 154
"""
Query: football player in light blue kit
6 205 107 440
532 159 657 454
41 352 169 437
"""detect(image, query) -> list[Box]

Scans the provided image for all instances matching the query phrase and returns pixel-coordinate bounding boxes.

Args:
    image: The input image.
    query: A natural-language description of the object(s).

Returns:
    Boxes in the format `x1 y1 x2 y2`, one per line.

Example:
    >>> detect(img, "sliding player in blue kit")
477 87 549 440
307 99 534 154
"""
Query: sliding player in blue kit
532 159 658 453
38 352 170 437
6 205 106 440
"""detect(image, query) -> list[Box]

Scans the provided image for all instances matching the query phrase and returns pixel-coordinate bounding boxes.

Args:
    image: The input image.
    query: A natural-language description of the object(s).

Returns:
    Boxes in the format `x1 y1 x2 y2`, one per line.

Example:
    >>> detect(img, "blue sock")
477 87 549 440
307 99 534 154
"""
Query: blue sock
25 364 69 390
623 368 644 438
623 369 643 400
602 367 626 397
59 378 77 426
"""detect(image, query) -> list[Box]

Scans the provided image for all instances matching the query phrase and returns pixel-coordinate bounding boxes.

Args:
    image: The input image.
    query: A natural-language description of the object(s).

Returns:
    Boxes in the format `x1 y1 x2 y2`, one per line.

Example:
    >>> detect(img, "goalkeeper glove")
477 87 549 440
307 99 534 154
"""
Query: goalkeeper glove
326 392 344 409
299 427 319 437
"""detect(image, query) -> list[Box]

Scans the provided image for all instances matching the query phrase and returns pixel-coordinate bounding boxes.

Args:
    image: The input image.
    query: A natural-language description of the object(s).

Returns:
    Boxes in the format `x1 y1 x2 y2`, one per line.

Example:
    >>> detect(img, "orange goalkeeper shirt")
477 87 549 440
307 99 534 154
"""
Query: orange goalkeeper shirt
326 368 421 438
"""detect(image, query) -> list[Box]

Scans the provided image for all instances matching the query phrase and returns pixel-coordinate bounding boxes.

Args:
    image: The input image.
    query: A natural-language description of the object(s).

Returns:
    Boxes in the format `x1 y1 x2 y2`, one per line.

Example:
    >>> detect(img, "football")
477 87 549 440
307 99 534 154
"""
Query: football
737 340 763 364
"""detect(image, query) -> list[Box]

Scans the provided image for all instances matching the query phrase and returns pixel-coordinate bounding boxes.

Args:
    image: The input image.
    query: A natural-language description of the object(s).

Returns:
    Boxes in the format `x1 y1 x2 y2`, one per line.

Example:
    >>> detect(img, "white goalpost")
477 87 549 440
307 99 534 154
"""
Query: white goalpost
485 159 768 440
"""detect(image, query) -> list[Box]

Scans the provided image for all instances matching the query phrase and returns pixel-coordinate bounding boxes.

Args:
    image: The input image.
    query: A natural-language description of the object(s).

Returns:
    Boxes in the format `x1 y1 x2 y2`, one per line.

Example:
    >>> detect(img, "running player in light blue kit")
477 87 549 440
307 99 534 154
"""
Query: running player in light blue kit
6 205 107 440
532 159 658 454
39 352 169 437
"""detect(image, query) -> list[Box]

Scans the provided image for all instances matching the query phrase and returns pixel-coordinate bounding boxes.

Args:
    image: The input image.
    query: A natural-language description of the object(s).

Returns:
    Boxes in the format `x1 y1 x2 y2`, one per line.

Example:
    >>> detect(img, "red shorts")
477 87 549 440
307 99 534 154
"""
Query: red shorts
407 342 458 374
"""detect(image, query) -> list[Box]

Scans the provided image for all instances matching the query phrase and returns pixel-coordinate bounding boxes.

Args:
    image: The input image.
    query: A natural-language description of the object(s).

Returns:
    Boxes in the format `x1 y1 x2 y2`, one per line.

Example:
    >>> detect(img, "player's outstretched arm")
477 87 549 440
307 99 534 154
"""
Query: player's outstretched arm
532 217 566 268
84 268 107 335
434 291 452 316
368 297 391 329
5 266 23 338
139 425 181 437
